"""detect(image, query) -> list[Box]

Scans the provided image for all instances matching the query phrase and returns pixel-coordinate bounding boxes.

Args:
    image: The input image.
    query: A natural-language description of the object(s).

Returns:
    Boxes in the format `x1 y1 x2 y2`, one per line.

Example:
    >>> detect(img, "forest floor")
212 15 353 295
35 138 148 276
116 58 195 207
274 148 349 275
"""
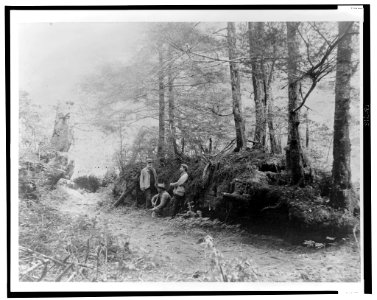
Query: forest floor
20 185 361 282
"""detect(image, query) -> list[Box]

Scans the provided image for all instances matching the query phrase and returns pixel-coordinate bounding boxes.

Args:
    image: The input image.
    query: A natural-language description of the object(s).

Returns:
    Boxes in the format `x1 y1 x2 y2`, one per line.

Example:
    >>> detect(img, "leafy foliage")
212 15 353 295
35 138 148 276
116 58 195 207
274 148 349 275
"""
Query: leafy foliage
74 175 101 193
199 235 259 282
19 91 52 161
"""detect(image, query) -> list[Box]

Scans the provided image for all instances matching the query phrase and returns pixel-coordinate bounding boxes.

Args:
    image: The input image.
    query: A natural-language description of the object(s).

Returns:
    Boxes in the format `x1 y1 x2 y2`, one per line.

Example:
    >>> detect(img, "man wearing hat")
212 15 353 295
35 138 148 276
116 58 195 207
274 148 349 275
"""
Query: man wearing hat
140 158 158 209
151 183 172 217
169 164 189 218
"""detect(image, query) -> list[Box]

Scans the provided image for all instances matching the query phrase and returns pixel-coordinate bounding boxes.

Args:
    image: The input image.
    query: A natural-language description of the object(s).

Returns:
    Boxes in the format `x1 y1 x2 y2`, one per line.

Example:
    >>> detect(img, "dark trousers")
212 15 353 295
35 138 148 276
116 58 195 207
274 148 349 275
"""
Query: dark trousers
170 194 185 217
144 187 157 208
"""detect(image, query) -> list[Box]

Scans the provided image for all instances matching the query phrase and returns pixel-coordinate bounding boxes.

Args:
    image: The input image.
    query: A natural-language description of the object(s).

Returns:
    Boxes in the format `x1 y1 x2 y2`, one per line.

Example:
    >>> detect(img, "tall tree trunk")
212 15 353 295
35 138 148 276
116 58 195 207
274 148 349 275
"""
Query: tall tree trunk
157 47 165 160
305 109 310 148
167 47 178 158
249 22 267 148
286 22 305 185
330 21 354 209
176 112 185 156
227 22 246 150
181 137 185 155
267 88 280 154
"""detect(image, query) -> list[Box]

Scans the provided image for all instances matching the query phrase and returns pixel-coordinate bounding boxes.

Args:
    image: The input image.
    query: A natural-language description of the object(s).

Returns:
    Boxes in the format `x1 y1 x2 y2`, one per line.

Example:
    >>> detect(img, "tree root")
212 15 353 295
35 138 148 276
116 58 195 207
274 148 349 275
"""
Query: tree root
260 202 282 212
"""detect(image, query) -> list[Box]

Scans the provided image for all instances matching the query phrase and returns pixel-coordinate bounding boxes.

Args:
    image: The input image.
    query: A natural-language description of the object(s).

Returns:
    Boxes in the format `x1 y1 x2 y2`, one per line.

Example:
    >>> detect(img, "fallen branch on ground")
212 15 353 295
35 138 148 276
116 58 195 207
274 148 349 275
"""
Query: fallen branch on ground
37 262 49 281
113 181 137 207
20 262 44 279
66 271 77 282
20 246 66 267
55 263 74 282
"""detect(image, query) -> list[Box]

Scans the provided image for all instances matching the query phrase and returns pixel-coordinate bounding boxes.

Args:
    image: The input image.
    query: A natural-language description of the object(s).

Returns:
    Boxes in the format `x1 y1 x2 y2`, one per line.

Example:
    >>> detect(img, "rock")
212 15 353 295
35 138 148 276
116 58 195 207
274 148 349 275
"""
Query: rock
57 178 77 189
45 167 66 186
65 160 75 179
45 152 75 187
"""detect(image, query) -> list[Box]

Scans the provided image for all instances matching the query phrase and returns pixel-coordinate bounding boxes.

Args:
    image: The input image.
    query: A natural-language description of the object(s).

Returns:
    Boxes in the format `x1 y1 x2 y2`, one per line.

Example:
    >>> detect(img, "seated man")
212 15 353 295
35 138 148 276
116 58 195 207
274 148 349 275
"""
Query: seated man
151 183 171 217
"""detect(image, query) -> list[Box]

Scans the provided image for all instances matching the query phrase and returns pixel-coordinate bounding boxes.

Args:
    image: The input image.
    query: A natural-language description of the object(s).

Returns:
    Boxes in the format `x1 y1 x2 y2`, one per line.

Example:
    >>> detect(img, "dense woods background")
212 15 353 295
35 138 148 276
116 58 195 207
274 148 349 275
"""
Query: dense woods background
19 21 360 187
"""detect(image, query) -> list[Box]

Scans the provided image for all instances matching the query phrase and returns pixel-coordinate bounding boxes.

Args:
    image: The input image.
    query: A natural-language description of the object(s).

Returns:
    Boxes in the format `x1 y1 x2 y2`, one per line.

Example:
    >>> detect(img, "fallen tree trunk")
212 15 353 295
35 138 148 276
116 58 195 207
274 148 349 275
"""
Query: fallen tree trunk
222 192 251 204
113 181 137 208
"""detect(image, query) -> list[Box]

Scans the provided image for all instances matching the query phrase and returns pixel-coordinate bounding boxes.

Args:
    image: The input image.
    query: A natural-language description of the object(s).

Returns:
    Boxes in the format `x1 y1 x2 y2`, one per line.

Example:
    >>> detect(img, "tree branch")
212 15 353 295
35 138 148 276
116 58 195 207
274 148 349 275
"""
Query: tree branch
293 80 317 113
297 27 314 68
309 22 331 46
291 22 354 113
209 106 233 117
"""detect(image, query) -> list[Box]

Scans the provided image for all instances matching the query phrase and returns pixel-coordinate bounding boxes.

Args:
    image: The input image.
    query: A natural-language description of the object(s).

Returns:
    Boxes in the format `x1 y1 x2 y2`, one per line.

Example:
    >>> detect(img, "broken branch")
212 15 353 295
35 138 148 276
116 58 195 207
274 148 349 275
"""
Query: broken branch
20 262 44 278
55 263 74 282
20 246 67 267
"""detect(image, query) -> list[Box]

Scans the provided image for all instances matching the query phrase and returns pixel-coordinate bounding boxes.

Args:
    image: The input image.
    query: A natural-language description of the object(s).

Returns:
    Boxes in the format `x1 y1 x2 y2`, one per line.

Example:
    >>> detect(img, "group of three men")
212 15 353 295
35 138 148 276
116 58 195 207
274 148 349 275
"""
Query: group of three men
139 158 189 218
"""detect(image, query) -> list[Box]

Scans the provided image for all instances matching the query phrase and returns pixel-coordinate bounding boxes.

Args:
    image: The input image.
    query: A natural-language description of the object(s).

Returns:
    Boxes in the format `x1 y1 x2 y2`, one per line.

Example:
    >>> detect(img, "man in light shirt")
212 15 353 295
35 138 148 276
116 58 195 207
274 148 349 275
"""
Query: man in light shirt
169 164 189 218
139 158 158 209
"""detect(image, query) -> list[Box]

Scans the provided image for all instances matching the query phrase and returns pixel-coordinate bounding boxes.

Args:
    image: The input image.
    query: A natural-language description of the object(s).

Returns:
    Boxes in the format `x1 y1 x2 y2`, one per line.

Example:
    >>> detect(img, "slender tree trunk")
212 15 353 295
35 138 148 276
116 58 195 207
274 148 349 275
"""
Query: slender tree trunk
286 22 305 185
330 21 354 209
167 47 178 158
227 22 246 150
118 120 125 171
157 47 165 160
267 88 280 154
305 109 310 148
249 22 267 148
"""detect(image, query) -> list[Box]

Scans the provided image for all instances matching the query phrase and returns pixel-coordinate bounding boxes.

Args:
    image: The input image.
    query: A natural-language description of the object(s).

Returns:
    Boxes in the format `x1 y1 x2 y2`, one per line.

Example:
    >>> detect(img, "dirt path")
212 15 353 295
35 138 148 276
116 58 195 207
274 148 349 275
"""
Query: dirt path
51 186 361 282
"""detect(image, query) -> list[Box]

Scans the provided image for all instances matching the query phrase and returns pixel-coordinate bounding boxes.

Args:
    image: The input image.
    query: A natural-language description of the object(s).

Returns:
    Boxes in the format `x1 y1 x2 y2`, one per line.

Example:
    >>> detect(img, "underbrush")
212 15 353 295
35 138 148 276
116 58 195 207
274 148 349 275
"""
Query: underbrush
19 192 159 282
199 235 260 282
170 213 244 233
73 175 101 193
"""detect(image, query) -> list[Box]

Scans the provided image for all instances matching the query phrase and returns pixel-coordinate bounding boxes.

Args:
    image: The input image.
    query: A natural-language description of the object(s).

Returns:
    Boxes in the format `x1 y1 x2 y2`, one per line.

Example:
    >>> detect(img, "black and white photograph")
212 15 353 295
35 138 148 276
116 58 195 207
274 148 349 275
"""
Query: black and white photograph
7 4 369 295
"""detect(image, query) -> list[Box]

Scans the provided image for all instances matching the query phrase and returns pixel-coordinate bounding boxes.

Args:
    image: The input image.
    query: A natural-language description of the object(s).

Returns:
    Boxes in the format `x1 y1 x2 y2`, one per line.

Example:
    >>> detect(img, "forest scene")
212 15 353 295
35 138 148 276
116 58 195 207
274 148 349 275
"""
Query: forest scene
17 20 361 283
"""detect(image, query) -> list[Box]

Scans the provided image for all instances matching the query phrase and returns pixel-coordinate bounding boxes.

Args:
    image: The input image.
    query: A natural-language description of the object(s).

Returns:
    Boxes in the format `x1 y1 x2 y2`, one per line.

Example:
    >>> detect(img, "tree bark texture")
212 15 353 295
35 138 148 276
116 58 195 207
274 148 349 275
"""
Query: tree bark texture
167 47 178 157
248 22 267 148
330 21 354 209
286 22 305 185
267 88 281 154
157 47 165 160
227 22 246 150
305 109 310 148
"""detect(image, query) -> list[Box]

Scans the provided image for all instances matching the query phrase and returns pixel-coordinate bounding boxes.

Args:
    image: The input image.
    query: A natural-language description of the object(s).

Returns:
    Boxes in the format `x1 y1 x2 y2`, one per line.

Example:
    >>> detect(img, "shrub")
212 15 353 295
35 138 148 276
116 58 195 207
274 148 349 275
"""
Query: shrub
74 175 100 192
102 169 117 187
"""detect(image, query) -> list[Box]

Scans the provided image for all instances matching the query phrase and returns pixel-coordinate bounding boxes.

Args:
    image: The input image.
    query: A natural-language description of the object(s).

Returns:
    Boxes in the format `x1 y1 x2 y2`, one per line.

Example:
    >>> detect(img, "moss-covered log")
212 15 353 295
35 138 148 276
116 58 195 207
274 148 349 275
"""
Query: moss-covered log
113 149 359 235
